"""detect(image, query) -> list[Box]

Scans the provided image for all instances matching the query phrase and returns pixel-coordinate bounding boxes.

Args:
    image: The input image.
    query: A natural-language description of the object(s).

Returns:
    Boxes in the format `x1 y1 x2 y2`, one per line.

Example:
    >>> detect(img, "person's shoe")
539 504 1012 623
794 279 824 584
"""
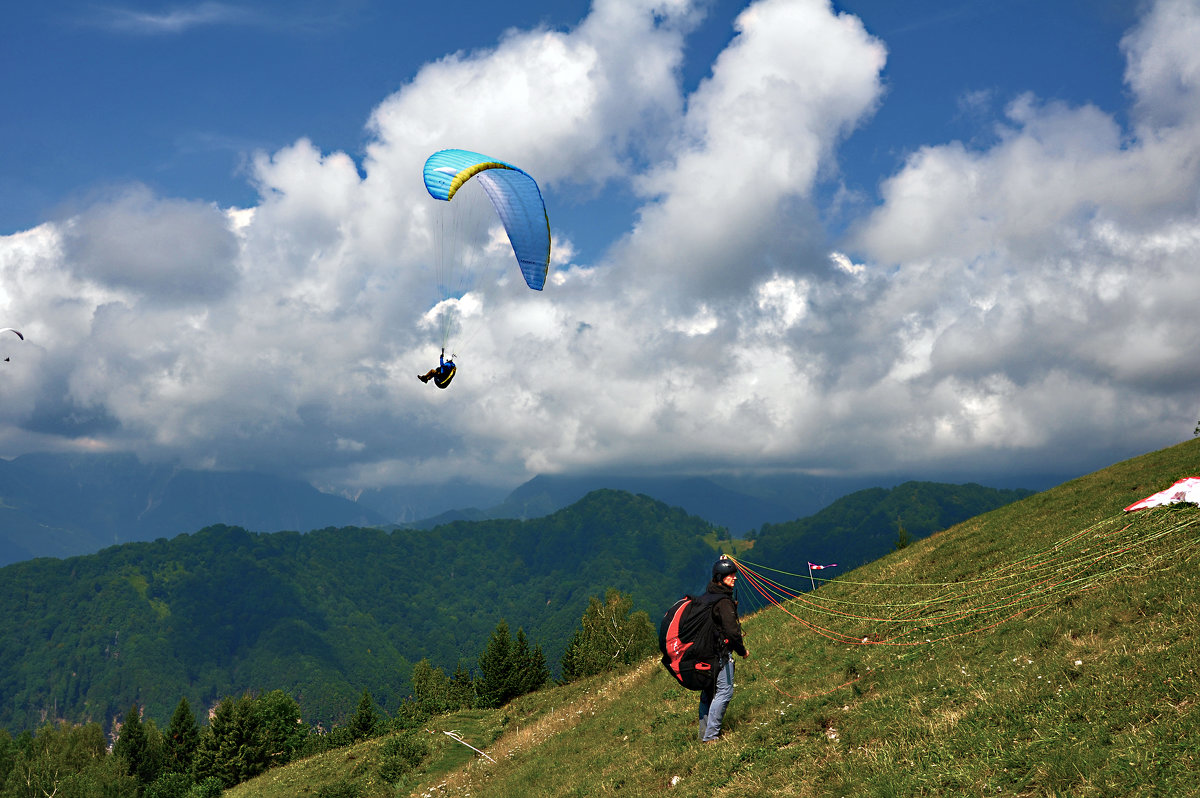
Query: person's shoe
418 374 430 383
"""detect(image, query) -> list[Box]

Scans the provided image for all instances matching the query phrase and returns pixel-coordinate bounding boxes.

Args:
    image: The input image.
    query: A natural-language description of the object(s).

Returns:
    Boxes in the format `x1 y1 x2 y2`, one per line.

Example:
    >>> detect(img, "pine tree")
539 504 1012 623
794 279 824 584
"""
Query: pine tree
476 619 514 708
513 627 550 695
560 627 588 683
163 697 200 775
346 690 378 742
448 661 476 710
114 703 158 786
191 695 269 787
0 729 15 786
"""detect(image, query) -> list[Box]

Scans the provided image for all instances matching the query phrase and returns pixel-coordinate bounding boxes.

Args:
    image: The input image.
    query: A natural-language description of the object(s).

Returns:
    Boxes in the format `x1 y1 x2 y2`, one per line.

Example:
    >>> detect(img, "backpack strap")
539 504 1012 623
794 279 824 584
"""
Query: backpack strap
697 591 739 654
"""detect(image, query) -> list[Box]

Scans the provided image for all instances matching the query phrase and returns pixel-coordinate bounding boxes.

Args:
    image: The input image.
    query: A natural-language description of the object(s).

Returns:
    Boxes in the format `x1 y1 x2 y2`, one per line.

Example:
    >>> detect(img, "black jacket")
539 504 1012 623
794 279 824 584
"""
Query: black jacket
704 579 747 657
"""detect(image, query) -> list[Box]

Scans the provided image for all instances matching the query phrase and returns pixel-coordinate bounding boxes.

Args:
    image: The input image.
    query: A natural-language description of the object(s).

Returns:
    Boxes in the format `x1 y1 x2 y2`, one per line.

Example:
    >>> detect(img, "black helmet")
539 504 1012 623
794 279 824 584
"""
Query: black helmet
712 558 737 579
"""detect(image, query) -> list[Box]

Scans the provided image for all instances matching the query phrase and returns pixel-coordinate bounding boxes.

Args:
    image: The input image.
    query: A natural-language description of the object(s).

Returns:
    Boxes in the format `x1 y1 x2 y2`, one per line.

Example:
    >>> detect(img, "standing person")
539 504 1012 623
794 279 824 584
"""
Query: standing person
699 557 749 742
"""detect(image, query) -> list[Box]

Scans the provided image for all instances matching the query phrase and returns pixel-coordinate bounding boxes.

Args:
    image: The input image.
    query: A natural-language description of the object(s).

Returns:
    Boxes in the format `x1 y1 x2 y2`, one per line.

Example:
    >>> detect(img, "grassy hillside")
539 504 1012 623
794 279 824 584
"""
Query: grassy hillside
748 480 1035 572
230 437 1200 797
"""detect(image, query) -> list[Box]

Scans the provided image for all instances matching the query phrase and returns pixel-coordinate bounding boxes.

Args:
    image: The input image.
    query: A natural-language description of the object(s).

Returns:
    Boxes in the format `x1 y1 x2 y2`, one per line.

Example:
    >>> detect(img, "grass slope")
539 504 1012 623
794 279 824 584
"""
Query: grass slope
230 438 1200 797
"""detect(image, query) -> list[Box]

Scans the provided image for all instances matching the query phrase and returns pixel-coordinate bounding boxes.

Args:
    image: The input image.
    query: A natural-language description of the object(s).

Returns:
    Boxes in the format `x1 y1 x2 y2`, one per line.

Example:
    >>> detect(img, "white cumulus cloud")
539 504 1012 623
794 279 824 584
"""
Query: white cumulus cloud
3 0 1200 496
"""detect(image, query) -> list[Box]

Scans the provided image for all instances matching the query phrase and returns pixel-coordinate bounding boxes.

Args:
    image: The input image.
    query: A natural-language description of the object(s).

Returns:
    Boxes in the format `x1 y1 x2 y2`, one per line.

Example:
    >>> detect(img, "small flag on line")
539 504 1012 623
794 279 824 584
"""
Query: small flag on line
808 562 837 570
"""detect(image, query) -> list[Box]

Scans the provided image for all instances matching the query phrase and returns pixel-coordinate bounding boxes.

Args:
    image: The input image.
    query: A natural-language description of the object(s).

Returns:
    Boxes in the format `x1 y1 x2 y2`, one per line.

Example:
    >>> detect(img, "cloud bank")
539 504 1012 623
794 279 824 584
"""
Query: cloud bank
3 0 1200 493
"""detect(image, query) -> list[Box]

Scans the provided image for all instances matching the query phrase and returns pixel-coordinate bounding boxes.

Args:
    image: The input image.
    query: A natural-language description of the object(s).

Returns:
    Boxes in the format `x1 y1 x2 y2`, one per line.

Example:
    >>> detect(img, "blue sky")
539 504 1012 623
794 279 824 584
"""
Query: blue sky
3 0 1198 501
2 1 1135 248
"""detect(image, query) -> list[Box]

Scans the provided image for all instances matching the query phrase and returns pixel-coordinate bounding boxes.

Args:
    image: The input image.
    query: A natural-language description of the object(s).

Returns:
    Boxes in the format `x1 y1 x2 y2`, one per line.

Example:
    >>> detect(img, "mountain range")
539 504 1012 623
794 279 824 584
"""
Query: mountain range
0 451 1057 567
0 453 385 566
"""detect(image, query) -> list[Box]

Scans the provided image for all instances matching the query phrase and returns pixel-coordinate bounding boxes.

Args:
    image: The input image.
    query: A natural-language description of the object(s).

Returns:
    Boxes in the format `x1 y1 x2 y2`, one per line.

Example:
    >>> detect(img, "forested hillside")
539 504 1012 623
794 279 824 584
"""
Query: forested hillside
0 481 1030 739
0 490 717 734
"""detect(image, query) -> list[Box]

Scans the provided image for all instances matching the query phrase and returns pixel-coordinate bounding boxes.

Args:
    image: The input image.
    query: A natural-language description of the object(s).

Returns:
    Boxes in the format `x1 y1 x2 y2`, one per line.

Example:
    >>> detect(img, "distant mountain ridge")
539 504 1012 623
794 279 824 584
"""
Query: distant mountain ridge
0 453 385 565
0 452 1057 568
380 470 1064 534
0 455 833 566
493 474 798 531
381 472 911 534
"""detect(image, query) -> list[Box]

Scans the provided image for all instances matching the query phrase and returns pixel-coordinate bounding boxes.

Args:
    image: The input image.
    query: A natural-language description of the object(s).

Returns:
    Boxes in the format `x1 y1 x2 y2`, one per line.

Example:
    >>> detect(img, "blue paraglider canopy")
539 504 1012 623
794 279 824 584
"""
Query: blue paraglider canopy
423 149 550 291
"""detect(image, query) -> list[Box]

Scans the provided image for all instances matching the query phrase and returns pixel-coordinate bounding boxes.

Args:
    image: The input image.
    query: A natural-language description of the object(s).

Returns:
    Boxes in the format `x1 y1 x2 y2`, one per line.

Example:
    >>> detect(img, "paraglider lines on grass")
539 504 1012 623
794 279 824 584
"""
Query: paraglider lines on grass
727 510 1200 649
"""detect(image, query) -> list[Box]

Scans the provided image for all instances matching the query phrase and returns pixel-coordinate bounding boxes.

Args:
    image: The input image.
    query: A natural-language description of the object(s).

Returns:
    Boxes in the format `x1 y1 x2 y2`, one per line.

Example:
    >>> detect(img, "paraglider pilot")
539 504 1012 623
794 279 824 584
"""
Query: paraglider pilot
418 349 456 389
1 327 23 363
699 557 749 742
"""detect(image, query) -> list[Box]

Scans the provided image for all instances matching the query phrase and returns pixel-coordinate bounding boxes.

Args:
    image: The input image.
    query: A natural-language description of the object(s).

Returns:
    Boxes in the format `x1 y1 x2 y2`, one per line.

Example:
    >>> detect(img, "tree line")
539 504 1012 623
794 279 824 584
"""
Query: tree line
0 588 657 797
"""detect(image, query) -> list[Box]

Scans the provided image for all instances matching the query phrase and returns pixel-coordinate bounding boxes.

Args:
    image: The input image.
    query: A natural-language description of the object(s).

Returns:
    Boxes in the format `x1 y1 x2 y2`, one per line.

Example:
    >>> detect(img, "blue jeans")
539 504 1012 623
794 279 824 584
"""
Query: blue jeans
698 656 734 741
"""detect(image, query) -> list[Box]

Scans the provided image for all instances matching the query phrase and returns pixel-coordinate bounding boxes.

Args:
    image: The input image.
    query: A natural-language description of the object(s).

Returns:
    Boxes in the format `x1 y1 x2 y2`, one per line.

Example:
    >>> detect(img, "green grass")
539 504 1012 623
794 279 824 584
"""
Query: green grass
702 531 754 556
231 438 1200 797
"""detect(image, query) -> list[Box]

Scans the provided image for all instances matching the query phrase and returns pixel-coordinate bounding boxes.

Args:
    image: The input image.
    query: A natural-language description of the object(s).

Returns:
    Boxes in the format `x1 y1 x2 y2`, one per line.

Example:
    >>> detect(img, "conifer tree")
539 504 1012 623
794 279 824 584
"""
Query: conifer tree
561 627 588 682
476 621 550 707
476 619 514 708
513 627 550 695
114 703 159 786
163 697 200 775
448 661 476 710
531 642 550 690
191 695 269 787
346 690 379 742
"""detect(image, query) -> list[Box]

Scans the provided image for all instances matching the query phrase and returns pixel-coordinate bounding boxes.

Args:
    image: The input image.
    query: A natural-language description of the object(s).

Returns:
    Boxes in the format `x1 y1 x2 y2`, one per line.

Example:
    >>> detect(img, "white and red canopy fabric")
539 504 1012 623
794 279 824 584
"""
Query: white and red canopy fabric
1124 477 1200 512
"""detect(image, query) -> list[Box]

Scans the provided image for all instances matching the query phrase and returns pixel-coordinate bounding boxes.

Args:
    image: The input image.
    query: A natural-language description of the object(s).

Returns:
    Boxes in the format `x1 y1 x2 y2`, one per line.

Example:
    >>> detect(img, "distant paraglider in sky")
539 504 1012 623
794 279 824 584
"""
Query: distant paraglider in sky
420 149 550 370
0 327 22 363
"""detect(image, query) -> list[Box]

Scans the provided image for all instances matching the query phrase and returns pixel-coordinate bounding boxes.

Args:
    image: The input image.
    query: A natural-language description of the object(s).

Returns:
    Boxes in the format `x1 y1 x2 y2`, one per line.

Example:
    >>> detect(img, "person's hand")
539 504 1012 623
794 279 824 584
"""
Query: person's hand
742 650 750 659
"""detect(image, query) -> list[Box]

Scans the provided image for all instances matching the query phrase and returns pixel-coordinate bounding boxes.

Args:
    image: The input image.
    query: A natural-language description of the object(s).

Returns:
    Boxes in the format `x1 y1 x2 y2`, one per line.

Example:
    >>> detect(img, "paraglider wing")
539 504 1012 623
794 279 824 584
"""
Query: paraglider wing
423 149 550 291
1 327 22 363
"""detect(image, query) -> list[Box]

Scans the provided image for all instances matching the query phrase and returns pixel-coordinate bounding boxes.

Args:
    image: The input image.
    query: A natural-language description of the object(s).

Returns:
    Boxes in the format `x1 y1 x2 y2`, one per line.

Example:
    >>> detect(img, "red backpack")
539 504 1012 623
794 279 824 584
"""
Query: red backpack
658 593 723 691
